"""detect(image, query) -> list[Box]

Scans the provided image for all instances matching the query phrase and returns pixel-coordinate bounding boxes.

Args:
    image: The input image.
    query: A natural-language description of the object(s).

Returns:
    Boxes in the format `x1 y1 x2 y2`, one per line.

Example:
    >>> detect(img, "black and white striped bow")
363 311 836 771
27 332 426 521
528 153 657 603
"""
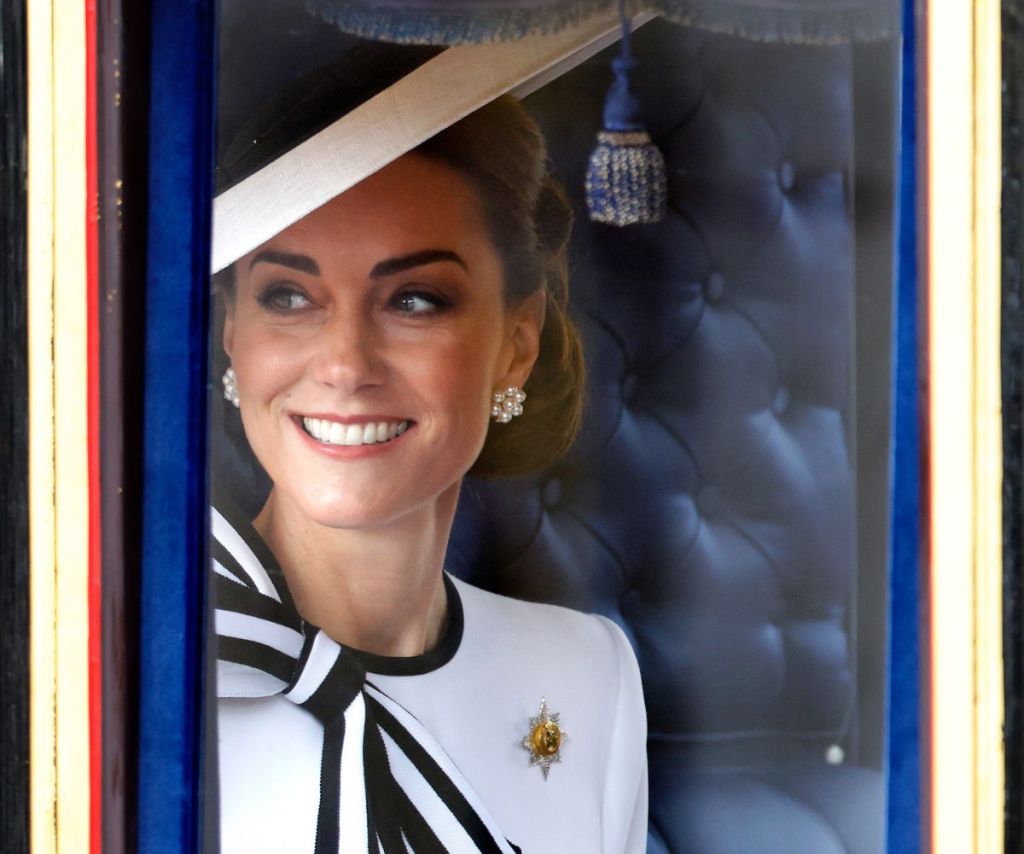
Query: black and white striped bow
211 494 520 854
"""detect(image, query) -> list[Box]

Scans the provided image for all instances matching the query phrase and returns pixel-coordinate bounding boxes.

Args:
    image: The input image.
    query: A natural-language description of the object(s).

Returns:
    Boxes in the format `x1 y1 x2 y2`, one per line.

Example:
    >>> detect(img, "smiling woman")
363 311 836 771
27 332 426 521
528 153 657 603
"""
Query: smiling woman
223 155 526 537
208 53 647 854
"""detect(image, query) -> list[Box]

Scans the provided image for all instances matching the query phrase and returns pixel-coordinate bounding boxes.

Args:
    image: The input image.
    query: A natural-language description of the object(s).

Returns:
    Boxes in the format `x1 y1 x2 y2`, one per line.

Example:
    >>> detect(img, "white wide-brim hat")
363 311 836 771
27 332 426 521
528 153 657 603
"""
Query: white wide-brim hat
211 4 648 273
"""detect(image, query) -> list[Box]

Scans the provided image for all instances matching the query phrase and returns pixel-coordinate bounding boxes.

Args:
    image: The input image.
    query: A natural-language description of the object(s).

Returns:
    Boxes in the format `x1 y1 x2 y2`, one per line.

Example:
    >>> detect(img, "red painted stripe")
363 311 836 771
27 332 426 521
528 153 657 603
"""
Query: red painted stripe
84 0 102 851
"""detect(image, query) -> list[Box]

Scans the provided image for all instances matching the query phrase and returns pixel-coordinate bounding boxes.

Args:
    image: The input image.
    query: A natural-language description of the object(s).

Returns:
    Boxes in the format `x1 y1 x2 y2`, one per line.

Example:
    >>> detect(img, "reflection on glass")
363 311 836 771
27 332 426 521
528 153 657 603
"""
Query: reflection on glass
209 5 897 853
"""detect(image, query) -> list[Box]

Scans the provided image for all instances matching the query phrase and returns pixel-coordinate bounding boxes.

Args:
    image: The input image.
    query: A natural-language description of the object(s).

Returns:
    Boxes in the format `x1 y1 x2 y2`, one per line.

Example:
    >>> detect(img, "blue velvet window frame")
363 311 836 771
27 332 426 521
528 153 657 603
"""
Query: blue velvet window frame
133 1 921 849
136 1 217 850
884 0 921 850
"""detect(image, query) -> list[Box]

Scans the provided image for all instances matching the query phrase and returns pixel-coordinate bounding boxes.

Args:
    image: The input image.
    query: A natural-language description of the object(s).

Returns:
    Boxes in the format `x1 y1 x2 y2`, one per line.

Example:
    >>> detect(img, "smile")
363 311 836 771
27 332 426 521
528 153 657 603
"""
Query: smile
299 416 410 447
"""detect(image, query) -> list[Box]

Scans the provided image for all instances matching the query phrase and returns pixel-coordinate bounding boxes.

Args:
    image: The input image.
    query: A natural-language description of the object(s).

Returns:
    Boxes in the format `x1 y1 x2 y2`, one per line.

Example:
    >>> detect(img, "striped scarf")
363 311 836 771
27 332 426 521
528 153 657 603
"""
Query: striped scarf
211 495 521 853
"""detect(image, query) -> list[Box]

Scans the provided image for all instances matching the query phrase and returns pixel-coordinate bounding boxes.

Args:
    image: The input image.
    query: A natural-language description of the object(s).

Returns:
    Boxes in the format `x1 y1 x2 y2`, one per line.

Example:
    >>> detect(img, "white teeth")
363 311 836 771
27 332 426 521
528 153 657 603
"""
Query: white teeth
343 424 362 445
302 417 410 446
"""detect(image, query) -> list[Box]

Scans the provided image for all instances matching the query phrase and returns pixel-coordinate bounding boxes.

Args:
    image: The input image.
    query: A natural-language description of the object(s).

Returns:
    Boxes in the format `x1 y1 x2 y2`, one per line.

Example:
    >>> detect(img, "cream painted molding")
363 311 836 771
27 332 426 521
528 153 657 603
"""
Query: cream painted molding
28 0 92 850
925 0 1004 851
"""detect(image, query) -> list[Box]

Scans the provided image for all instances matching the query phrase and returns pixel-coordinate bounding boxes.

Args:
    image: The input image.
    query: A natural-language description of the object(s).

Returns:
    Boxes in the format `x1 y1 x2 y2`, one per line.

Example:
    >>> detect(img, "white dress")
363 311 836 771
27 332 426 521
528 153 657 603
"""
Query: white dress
214 503 648 854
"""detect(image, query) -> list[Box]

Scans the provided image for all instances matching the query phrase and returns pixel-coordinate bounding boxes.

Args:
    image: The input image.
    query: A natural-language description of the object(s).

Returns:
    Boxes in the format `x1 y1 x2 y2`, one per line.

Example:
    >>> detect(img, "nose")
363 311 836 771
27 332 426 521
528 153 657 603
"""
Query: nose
310 309 386 394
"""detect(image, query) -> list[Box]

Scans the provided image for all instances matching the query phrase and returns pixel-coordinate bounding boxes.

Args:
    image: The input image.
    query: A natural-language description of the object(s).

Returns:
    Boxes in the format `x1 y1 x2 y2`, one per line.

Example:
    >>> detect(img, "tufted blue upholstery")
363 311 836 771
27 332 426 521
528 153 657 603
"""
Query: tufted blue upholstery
448 20 883 853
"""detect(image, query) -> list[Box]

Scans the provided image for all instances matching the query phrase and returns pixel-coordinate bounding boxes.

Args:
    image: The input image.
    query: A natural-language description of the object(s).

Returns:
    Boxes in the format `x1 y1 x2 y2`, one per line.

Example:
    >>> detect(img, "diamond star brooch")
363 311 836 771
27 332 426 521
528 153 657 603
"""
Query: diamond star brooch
520 699 567 780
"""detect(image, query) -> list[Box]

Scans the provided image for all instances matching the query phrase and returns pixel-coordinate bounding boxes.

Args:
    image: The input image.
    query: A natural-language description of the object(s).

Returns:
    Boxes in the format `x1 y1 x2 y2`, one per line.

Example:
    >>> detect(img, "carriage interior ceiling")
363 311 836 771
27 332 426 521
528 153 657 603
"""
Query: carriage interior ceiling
215 4 891 852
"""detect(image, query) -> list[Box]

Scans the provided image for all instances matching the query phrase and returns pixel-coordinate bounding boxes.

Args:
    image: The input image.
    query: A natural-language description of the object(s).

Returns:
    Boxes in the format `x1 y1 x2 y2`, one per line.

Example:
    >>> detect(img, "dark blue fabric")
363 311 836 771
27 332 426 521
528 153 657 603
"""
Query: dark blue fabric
304 0 898 45
884 0 921 850
456 19 861 740
447 21 885 851
136 1 216 850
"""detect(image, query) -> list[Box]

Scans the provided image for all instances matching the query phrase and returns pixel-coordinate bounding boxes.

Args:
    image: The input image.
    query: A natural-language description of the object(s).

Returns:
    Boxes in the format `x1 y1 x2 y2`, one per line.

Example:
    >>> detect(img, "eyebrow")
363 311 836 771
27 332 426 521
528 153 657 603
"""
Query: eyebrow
249 250 320 276
247 247 467 279
370 249 467 279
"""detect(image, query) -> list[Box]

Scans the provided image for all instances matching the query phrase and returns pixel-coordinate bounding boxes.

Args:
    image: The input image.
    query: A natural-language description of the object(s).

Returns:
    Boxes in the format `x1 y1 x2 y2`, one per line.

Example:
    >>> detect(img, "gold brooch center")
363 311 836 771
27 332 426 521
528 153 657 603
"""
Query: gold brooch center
531 720 562 756
520 699 567 779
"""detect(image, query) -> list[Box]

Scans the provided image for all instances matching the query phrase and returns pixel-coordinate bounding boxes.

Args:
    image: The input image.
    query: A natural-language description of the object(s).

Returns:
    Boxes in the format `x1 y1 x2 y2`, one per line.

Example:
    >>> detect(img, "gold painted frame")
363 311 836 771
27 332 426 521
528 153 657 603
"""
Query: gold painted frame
23 0 1013 849
924 0 1004 851
27 0 92 850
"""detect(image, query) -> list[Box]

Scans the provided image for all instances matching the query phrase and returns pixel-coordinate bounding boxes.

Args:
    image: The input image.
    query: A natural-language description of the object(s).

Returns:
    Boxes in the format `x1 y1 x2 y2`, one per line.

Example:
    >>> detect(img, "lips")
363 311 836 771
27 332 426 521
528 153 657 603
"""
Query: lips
299 416 410 447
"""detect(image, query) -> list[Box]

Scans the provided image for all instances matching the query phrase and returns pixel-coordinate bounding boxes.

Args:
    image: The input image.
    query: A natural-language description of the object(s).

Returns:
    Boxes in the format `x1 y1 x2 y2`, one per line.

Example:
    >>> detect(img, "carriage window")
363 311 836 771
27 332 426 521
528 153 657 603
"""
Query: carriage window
203 3 902 851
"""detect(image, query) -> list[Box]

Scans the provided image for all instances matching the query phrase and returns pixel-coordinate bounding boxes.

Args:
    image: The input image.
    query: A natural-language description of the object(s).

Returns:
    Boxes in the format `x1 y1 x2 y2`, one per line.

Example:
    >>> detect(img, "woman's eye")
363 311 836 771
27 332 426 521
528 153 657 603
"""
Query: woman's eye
256 285 312 313
390 290 450 315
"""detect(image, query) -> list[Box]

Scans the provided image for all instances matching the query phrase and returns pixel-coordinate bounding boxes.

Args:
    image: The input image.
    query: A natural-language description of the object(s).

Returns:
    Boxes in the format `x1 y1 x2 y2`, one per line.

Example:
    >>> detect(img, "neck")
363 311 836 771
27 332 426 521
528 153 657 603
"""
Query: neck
253 483 459 658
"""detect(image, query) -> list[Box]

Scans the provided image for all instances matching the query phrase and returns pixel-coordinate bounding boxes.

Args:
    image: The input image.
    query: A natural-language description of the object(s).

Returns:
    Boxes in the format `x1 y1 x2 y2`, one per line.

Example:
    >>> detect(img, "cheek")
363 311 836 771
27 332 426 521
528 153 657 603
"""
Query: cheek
231 327 304 394
406 328 502 414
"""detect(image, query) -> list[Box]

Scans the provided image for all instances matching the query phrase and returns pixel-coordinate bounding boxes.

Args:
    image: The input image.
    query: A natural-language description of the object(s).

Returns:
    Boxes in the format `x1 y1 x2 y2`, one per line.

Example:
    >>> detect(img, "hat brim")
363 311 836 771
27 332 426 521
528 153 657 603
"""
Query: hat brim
210 8 655 273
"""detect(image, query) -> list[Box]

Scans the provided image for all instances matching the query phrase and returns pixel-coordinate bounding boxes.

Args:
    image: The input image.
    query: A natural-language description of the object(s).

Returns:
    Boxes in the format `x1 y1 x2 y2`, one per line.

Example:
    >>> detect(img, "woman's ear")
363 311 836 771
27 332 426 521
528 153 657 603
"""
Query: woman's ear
222 298 235 360
497 290 546 389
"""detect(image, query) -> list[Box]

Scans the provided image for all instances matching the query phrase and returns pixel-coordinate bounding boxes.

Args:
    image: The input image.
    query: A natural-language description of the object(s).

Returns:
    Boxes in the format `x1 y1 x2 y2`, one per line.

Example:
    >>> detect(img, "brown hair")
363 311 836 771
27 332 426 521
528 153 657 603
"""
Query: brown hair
417 96 584 477
215 95 584 479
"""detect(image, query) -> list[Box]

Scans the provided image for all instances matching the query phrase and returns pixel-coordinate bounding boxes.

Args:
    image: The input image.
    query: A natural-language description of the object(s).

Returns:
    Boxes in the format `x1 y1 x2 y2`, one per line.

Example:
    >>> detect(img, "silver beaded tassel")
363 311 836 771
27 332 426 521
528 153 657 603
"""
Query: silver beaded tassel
585 131 667 226
491 386 526 423
584 2 667 226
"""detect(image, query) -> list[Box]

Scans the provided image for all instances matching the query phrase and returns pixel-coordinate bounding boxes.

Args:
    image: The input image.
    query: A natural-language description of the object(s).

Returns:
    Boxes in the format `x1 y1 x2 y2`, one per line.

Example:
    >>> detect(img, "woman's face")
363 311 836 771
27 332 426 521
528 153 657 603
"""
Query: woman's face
224 153 543 529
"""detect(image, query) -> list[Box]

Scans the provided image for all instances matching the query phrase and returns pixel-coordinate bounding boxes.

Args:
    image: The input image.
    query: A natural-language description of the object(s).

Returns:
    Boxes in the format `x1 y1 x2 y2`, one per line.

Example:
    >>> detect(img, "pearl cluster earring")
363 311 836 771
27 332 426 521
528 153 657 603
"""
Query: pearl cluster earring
491 386 526 423
223 367 240 408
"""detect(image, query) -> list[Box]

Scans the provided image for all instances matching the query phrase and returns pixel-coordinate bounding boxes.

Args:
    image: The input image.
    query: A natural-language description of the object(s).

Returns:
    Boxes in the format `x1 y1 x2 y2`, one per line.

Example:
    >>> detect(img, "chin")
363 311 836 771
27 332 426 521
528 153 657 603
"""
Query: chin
285 481 424 531
262 448 473 531
309 508 398 531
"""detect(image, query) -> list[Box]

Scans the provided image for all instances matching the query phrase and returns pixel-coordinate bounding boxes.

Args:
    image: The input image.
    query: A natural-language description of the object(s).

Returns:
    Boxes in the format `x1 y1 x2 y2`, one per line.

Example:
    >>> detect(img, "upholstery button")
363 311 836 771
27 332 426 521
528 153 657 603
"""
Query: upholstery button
541 478 562 509
696 485 721 517
621 371 638 402
705 272 725 302
772 387 790 415
778 160 796 192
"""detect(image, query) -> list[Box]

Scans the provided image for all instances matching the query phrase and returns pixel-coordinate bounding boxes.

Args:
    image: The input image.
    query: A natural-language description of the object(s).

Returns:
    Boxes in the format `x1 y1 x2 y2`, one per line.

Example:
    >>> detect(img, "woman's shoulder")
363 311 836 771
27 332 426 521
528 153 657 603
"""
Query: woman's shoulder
352 578 648 853
441 576 648 854
449 575 640 690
